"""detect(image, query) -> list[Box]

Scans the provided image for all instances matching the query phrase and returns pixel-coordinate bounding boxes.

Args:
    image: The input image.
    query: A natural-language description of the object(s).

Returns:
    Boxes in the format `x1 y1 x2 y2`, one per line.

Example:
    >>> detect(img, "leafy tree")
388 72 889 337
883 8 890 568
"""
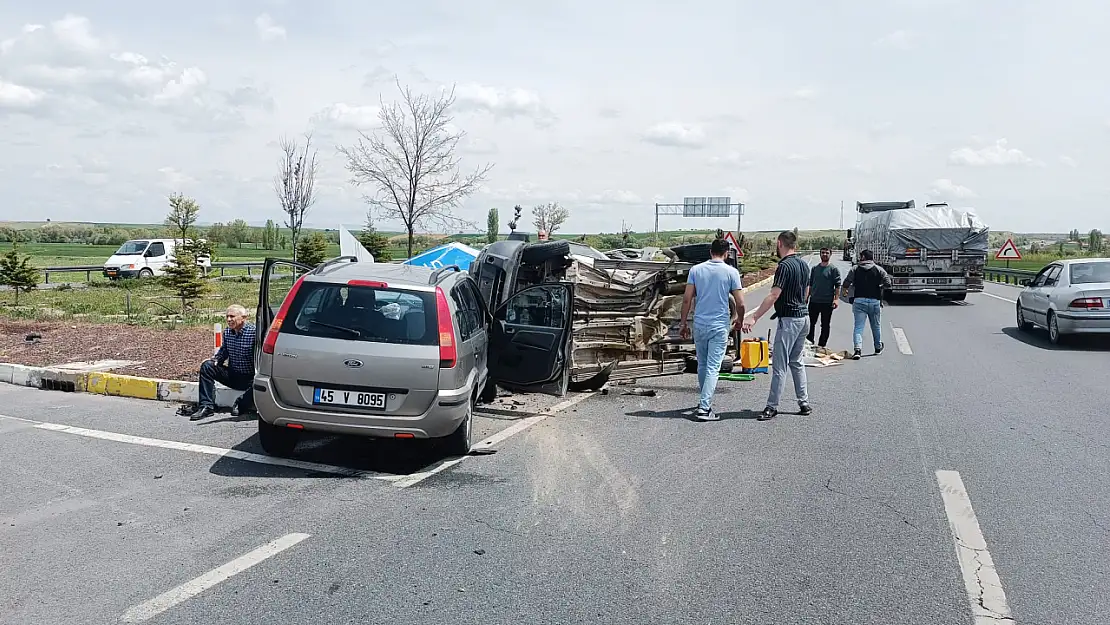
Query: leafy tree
296 231 330 266
358 213 393 262
1090 229 1105 253
262 219 280 250
486 208 499 243
161 194 208 312
165 193 201 243
0 245 39 305
224 219 252 248
532 202 569 235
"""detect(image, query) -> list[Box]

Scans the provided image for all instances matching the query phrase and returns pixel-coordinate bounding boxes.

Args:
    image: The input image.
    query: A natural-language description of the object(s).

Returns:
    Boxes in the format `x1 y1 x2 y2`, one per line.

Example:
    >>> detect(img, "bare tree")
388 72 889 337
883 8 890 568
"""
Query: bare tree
339 79 493 258
532 202 570 235
274 133 319 262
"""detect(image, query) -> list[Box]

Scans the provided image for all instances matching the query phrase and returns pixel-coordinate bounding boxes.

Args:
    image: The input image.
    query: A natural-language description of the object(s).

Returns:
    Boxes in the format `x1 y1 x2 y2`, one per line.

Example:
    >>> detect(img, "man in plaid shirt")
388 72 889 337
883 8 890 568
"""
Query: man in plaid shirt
187 304 257 421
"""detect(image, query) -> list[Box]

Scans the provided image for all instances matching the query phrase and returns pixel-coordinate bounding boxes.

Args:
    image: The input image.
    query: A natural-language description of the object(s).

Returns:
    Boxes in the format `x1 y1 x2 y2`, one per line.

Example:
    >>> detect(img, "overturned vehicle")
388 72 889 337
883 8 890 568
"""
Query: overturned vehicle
470 239 738 390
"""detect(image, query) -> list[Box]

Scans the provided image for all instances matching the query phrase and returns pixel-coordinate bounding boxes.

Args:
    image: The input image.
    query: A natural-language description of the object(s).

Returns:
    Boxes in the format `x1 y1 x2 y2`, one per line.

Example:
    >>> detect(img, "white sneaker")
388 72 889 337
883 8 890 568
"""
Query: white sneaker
694 408 720 421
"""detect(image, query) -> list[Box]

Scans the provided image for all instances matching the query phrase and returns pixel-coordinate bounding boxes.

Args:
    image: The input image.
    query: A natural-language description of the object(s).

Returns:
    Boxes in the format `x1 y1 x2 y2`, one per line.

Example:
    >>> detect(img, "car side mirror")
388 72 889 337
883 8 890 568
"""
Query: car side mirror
1020 279 1030 286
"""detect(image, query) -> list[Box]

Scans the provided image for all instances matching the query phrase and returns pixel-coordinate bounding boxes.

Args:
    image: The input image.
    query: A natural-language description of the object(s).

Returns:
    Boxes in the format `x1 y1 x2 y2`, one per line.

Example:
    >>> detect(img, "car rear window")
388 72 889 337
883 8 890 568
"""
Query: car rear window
281 282 438 345
1070 262 1110 285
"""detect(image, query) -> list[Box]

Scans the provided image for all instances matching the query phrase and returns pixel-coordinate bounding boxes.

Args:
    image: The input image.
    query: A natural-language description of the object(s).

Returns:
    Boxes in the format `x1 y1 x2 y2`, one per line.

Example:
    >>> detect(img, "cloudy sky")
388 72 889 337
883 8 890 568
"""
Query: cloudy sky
1 0 1107 235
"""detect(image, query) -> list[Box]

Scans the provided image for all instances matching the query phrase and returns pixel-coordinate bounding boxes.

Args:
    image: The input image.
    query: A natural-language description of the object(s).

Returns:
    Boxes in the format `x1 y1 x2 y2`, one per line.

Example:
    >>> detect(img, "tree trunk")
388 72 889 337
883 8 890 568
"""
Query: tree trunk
407 228 415 260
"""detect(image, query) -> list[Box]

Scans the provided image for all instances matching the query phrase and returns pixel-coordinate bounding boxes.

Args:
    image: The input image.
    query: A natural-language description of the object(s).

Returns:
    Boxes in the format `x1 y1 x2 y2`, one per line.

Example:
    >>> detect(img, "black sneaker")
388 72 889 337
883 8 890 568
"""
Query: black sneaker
875 342 885 355
852 348 862 360
758 407 777 421
798 403 813 416
694 408 720 422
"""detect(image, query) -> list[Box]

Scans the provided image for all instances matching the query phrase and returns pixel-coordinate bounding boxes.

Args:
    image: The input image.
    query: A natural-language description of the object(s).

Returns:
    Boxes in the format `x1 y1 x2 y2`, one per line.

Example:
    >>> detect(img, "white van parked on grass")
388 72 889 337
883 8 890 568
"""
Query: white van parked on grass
102 239 212 279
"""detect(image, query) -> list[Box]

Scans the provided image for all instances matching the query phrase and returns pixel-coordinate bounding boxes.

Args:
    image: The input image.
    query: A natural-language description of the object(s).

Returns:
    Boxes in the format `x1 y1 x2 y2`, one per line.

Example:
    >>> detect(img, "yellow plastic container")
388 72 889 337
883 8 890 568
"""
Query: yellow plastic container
740 338 770 373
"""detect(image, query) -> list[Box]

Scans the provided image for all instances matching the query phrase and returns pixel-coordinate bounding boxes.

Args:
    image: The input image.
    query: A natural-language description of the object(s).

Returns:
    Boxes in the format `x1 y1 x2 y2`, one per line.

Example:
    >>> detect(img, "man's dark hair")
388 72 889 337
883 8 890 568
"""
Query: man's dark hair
710 237 729 257
820 247 831 252
860 249 875 261
777 230 798 249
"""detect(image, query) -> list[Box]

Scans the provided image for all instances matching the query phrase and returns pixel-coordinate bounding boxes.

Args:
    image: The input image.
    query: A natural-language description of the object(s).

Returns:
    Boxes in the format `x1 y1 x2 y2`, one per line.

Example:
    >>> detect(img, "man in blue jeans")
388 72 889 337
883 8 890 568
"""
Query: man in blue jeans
743 231 811 421
679 238 745 421
841 249 892 360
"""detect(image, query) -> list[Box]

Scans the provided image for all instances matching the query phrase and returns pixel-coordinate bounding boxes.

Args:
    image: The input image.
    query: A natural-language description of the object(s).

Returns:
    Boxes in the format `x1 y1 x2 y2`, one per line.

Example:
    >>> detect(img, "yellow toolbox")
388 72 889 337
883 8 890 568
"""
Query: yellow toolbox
740 338 771 373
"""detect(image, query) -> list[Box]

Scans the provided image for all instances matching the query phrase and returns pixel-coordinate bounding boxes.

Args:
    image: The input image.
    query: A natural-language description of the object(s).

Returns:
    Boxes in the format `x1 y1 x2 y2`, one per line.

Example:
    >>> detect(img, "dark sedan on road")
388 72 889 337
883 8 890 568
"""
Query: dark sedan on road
1016 258 1110 344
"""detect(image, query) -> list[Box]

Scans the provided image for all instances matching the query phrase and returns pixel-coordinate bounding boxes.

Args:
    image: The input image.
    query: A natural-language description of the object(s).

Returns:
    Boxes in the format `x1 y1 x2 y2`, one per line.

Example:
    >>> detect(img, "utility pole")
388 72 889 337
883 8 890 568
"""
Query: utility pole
839 200 844 230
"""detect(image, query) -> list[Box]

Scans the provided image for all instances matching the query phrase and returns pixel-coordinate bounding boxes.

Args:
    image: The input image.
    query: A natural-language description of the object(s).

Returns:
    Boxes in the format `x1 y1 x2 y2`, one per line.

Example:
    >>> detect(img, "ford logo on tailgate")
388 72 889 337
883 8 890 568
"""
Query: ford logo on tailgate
343 359 364 368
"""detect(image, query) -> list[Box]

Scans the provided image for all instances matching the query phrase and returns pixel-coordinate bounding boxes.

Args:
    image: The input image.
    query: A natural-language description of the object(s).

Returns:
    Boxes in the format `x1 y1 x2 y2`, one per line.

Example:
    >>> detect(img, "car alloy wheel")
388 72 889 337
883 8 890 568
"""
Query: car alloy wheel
1048 313 1060 344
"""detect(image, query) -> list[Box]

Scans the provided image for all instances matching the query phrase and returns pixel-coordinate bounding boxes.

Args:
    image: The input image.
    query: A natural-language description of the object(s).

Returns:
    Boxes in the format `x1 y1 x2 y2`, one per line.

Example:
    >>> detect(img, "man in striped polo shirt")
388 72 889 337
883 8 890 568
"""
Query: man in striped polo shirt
742 230 812 421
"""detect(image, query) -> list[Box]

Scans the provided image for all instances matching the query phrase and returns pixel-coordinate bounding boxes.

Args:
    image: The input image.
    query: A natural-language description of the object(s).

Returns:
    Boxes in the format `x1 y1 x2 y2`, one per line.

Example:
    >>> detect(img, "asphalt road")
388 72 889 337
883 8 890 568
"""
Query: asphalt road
2 261 1108 624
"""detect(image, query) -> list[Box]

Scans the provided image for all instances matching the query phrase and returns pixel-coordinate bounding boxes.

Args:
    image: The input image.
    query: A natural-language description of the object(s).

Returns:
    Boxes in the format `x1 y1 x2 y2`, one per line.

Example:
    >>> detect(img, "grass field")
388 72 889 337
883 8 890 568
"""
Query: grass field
986 253 1108 272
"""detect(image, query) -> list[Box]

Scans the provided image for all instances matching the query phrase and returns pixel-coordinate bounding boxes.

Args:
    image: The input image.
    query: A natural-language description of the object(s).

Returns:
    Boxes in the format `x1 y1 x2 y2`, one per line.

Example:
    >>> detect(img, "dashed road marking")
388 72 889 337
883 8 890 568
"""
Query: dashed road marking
393 392 593 488
935 470 1014 624
891 327 913 355
981 292 1018 304
120 532 311 622
0 414 399 480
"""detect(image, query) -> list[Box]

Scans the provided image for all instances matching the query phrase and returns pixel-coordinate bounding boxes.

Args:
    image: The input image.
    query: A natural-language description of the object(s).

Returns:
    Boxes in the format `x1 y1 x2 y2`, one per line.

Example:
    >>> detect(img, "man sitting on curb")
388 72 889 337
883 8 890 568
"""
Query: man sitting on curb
186 304 256 421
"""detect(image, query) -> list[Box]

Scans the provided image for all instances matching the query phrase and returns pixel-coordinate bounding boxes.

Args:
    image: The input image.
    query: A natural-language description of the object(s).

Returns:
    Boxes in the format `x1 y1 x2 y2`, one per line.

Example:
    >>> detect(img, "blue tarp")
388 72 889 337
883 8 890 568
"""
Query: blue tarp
403 242 480 270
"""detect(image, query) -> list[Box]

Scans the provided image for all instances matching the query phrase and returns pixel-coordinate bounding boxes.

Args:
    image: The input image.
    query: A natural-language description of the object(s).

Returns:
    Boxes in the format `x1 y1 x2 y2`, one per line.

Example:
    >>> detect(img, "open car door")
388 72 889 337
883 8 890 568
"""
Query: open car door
254 258 314 368
488 283 575 396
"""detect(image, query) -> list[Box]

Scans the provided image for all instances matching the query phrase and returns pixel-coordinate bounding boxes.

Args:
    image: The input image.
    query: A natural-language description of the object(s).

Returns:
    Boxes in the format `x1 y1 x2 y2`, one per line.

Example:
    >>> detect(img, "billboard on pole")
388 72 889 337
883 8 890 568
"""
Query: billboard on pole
682 196 731 217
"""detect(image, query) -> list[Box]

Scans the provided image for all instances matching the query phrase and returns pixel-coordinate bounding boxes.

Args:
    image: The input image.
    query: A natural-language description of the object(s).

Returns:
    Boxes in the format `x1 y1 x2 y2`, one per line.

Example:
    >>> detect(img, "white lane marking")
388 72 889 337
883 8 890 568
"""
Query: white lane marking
891 327 913 355
935 470 1015 625
393 392 593 488
120 532 311 622
0 414 398 481
981 292 1017 304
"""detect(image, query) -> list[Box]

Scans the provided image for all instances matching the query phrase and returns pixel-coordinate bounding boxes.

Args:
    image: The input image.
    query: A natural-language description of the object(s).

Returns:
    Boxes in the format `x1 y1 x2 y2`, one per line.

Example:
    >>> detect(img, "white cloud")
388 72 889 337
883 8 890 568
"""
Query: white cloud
785 153 811 163
158 166 197 189
929 178 978 199
791 86 818 99
587 189 641 205
255 14 287 42
708 152 755 168
642 122 705 148
873 30 915 50
1059 155 1078 168
0 78 43 109
310 103 381 131
453 83 555 126
948 138 1034 166
723 187 750 203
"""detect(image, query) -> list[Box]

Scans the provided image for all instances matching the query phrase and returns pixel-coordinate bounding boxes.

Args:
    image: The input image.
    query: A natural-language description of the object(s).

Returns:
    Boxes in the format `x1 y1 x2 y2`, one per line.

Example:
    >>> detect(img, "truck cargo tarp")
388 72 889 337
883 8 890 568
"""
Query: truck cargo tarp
856 205 988 255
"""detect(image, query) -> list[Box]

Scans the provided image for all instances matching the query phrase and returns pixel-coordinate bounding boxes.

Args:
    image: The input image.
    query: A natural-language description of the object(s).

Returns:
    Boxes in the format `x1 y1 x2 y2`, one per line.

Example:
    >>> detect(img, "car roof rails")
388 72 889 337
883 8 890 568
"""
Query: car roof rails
311 255 359 274
429 265 462 285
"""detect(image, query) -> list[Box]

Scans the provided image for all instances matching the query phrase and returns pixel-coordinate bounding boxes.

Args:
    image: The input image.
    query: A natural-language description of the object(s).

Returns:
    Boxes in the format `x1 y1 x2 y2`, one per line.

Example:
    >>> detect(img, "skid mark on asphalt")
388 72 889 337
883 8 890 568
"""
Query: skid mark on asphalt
0 414 399 481
936 470 1015 624
120 532 311 622
892 327 913 355
393 392 593 488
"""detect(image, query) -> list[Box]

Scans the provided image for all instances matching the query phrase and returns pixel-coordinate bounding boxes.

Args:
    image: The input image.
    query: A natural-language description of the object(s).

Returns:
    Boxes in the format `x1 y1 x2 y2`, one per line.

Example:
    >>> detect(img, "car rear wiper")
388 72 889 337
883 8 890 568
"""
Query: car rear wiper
309 320 362 337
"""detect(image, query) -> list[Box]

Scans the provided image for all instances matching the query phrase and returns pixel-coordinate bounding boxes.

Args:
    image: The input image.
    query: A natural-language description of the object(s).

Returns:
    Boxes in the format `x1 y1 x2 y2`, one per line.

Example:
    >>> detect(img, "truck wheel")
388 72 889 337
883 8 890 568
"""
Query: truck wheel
521 240 570 264
258 419 299 457
948 292 967 301
138 268 153 279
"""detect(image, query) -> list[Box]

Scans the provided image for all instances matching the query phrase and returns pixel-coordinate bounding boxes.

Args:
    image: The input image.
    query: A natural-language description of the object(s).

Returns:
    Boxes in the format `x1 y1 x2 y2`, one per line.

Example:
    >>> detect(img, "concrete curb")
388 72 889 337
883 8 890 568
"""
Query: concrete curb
742 274 775 293
0 362 240 407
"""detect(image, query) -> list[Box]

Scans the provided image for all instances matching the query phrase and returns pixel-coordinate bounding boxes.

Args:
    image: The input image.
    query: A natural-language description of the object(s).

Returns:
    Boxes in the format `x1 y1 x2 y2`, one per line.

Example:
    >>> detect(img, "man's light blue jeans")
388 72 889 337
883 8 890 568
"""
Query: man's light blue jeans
693 322 730 411
767 316 809 410
852 298 883 349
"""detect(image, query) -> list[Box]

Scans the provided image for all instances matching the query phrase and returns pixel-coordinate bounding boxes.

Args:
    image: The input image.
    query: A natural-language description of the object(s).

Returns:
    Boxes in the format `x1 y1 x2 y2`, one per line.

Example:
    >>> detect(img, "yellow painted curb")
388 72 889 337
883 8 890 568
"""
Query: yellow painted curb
85 371 160 400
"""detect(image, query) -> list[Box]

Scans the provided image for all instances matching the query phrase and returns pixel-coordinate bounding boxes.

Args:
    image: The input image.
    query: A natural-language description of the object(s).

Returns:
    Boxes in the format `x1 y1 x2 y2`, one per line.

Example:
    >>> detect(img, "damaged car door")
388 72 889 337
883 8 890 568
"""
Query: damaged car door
488 283 575 396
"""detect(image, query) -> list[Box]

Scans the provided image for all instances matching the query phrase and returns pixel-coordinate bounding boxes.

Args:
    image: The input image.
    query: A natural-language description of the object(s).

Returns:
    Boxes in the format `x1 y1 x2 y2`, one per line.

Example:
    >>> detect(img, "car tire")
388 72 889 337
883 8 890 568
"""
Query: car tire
521 240 570 265
138 268 153 279
258 419 298 457
478 380 497 404
1016 303 1033 331
443 399 473 457
1047 311 1063 345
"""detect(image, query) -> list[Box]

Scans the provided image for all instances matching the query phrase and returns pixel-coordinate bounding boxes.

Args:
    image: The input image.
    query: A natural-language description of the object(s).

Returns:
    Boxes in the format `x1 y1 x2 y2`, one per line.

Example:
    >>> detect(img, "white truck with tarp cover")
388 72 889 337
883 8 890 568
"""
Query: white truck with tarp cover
851 200 989 300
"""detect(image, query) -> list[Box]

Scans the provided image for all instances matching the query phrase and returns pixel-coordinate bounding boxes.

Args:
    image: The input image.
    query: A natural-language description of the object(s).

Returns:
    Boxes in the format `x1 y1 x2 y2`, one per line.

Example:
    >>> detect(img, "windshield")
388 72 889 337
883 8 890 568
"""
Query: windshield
1069 261 1110 285
114 240 149 255
282 282 438 345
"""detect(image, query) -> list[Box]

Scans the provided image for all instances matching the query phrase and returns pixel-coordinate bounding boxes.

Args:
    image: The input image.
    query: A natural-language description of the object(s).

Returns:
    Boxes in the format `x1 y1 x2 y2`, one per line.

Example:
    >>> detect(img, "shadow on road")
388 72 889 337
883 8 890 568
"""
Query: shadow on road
208 429 446 479
883 293 968 307
625 408 764 421
1000 327 1110 352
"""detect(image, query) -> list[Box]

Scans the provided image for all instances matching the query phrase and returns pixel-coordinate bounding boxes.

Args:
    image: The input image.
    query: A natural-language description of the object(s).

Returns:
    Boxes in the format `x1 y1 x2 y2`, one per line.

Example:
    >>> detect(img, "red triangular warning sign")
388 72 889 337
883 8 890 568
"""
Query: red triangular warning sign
724 231 744 257
995 238 1022 260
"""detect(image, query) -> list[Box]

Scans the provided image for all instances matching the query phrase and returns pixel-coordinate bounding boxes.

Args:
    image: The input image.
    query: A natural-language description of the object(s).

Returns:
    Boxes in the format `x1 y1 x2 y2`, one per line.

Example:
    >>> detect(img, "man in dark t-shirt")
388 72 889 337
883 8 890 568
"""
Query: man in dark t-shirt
742 230 811 421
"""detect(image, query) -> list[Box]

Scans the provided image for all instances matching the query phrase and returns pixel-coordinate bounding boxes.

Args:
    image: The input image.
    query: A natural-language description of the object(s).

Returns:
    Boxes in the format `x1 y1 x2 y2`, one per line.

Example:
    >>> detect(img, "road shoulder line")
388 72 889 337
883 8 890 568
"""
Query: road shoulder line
891 327 913 355
935 470 1015 624
981 292 1017 304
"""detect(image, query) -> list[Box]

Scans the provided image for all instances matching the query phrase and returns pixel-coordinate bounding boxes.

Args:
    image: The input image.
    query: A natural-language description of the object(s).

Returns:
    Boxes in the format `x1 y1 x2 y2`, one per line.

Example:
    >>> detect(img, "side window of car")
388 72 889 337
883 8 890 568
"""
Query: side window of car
461 279 485 334
504 286 565 328
451 288 474 341
147 242 165 257
1032 268 1050 287
1044 265 1062 287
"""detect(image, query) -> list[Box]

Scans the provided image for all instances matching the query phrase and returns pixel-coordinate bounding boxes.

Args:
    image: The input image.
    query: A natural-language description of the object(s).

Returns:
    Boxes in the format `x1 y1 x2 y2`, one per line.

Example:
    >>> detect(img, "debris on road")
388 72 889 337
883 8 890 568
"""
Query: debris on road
621 388 657 397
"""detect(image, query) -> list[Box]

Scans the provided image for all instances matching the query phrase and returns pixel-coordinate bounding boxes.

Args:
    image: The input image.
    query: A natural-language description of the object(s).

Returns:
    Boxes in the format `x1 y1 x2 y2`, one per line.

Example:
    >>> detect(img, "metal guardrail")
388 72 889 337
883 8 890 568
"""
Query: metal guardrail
39 261 266 283
984 266 1036 286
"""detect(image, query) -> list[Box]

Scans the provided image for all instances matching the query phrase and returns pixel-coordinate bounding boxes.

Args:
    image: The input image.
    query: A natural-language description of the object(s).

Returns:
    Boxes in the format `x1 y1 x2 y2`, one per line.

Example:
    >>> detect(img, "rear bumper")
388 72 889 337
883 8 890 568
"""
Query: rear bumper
252 375 472 438
1057 312 1110 334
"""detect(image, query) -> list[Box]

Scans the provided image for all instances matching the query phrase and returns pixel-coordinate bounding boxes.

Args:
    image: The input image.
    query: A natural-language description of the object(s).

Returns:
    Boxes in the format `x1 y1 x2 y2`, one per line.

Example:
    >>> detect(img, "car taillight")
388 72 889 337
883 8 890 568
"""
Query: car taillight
1069 297 1103 309
435 286 456 368
262 275 306 355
